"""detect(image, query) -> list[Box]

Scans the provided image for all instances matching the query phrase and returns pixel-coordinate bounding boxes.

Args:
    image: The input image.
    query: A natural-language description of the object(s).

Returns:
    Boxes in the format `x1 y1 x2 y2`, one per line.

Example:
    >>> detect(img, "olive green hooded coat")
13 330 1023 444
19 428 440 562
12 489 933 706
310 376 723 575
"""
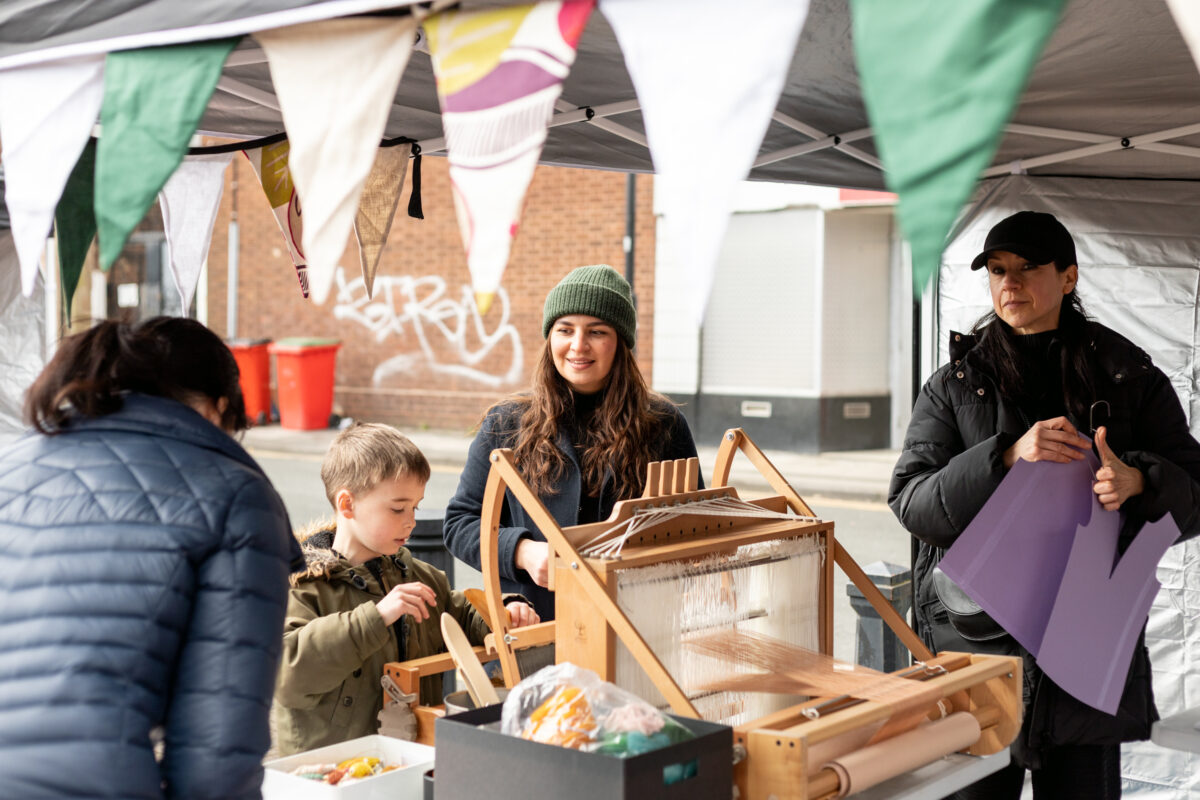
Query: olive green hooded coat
272 525 490 755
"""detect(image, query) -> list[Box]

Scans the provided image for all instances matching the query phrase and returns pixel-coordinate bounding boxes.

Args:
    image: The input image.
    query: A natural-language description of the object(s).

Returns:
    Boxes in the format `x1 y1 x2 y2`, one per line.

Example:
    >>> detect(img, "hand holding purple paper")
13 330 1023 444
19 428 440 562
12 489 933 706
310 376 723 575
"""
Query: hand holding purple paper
938 454 1179 713
1092 426 1146 511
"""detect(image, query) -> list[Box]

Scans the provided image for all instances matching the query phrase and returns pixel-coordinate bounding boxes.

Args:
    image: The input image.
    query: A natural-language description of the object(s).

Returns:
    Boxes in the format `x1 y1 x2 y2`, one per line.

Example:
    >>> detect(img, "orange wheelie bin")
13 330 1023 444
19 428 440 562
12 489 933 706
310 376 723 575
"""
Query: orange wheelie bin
268 338 342 430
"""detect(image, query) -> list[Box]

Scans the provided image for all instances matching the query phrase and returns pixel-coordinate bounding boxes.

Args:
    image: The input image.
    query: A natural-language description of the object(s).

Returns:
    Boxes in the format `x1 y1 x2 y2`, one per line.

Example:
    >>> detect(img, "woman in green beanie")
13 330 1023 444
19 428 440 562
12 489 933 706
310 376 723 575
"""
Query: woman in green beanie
444 265 700 620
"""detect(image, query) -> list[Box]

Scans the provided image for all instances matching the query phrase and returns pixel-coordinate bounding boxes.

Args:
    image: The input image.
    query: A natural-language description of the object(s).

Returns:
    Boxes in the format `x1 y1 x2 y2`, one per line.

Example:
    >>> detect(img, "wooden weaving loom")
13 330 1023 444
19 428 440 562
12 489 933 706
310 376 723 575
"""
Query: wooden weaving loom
384 428 1020 798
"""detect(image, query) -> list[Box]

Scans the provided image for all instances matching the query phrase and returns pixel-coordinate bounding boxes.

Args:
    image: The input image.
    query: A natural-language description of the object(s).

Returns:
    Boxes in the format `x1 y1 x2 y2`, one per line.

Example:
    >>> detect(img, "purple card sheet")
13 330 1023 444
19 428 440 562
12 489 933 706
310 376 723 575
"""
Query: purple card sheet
1035 514 1180 714
938 454 1102 654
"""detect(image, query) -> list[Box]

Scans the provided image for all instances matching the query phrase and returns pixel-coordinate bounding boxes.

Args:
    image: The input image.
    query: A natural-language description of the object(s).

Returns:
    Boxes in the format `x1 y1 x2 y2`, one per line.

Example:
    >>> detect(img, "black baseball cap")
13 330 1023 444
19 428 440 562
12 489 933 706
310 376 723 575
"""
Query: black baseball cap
970 211 1077 270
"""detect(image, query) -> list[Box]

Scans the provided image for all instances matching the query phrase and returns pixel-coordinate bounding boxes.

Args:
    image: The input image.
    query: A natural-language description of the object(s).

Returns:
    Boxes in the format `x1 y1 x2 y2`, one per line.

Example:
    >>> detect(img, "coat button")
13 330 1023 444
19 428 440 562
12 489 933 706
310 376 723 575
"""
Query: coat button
977 388 985 396
954 334 961 341
343 696 354 707
1114 372 1123 381
956 371 964 379
353 668 362 678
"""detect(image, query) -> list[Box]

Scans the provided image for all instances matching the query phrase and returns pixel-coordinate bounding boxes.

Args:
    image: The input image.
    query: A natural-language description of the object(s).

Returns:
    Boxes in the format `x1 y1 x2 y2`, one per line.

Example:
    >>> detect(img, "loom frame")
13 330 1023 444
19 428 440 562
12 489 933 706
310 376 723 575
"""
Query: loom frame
384 428 1022 797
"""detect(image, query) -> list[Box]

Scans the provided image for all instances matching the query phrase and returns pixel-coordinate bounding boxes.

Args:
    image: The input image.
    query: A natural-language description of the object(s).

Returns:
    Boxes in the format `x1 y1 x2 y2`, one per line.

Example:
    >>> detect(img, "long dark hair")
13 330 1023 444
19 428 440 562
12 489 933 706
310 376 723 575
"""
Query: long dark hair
495 339 670 499
25 317 248 435
969 286 1095 421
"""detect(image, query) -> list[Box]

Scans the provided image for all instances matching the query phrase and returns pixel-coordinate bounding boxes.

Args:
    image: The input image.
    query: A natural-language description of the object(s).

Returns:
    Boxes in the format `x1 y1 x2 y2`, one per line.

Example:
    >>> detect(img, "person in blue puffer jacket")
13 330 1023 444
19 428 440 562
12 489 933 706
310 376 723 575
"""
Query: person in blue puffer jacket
0 317 302 800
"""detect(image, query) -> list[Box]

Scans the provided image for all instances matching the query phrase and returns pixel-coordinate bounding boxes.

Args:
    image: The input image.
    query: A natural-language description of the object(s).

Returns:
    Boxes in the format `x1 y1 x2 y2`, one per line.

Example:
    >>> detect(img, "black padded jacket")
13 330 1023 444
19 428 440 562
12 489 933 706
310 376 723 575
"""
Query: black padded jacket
890 321 1200 767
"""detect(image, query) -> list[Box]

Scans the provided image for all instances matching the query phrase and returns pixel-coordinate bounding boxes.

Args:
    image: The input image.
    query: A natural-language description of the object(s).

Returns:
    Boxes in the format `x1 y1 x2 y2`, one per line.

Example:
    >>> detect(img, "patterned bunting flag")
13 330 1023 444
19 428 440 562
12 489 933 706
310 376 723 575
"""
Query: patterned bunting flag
354 144 411 299
243 141 309 297
95 38 239 270
53 139 98 319
425 0 594 314
158 153 234 315
602 0 810 326
0 55 104 297
256 16 418 305
1165 0 1200 76
850 0 1066 295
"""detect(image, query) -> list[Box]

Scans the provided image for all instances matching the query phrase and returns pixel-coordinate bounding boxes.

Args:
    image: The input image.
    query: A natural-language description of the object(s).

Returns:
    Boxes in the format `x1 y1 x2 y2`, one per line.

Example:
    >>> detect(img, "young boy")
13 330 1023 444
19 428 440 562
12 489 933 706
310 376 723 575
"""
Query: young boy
273 423 538 755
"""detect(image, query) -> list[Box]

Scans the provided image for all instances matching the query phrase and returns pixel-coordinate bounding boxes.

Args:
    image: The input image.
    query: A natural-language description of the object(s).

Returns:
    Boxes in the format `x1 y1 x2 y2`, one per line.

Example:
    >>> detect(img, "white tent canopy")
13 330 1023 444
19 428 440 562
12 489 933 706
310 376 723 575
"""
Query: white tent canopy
1 0 1199 189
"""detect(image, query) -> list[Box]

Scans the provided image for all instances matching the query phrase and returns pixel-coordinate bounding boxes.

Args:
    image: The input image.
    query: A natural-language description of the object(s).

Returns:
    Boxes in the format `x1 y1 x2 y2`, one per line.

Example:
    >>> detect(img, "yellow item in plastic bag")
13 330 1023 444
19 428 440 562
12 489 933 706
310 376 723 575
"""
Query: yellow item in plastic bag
522 686 596 749
336 756 381 778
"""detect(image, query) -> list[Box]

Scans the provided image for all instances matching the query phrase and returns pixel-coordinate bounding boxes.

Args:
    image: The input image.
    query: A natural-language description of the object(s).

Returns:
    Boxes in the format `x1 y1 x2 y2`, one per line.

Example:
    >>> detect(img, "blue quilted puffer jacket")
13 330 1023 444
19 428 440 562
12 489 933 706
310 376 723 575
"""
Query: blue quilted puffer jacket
0 394 302 800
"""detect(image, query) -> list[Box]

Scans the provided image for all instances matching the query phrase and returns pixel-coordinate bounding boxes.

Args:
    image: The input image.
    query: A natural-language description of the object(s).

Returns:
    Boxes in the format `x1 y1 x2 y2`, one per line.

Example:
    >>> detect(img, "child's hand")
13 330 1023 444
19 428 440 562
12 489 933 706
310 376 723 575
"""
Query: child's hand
505 601 540 628
376 582 437 626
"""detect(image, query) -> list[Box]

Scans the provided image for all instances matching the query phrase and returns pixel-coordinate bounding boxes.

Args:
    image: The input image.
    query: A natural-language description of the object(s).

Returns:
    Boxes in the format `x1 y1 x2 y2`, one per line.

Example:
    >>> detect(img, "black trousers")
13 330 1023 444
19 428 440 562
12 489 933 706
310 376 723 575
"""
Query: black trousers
946 744 1121 800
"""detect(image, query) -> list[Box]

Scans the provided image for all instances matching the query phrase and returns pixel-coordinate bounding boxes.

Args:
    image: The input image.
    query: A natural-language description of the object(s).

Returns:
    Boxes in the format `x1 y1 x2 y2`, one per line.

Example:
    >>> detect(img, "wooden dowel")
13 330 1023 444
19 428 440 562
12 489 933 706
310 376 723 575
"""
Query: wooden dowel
806 705 1002 798
644 461 661 498
684 456 700 491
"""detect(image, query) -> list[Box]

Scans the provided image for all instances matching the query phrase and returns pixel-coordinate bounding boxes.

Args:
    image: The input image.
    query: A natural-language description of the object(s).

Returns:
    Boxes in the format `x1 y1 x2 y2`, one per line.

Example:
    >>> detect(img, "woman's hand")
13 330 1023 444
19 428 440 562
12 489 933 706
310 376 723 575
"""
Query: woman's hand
515 539 551 588
376 581 437 626
1093 426 1144 511
505 601 540 628
1003 416 1092 468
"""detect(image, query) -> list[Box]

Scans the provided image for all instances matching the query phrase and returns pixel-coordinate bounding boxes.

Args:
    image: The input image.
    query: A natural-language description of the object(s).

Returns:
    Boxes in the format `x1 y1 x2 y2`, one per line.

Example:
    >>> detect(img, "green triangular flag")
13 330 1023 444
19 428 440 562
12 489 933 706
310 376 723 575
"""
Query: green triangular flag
95 38 239 270
850 0 1065 296
54 139 98 320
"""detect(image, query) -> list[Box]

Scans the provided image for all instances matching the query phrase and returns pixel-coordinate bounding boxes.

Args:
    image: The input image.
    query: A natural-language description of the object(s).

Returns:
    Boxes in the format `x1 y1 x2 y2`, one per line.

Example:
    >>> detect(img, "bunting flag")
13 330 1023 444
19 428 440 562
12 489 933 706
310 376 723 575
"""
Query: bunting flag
850 0 1066 296
602 0 809 326
1165 0 1200 75
354 143 411 299
243 141 309 297
0 55 104 297
256 17 418 306
95 38 238 271
0 230 46 435
158 153 233 315
54 139 98 320
425 0 594 314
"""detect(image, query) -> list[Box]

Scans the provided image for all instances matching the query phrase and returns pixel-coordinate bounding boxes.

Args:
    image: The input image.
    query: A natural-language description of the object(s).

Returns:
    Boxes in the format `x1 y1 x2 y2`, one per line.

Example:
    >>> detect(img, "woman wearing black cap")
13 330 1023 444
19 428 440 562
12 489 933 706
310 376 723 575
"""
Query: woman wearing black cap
890 211 1200 798
444 265 700 621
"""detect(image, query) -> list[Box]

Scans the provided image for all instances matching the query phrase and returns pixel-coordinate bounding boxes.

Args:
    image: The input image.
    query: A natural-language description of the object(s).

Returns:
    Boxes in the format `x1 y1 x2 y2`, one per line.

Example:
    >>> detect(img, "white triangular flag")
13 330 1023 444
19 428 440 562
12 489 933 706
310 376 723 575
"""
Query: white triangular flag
158 153 233 315
256 17 417 305
0 55 104 297
353 143 411 299
1166 0 1200 76
601 0 810 325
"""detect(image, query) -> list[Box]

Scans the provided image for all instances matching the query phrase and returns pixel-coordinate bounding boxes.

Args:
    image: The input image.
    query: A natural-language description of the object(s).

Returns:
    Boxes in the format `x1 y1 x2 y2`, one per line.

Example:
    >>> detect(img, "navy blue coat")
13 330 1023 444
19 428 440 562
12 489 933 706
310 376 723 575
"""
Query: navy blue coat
444 399 700 621
0 394 302 800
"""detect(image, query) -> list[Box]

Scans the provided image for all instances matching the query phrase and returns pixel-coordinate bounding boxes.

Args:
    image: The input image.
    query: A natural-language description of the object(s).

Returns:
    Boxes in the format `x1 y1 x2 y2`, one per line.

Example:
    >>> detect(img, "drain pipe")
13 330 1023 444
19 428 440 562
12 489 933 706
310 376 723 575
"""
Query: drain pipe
624 173 637 342
226 159 240 339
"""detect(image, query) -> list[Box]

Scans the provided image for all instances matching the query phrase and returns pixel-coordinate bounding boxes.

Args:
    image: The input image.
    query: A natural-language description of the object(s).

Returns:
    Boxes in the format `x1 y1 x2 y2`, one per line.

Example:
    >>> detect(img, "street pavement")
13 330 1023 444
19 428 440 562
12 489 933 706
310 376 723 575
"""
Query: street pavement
242 422 900 503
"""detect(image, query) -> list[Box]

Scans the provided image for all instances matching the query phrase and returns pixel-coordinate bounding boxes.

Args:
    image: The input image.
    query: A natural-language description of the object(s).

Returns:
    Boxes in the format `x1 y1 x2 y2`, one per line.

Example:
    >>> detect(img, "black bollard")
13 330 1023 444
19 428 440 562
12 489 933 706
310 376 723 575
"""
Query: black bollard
846 561 913 672
405 508 456 695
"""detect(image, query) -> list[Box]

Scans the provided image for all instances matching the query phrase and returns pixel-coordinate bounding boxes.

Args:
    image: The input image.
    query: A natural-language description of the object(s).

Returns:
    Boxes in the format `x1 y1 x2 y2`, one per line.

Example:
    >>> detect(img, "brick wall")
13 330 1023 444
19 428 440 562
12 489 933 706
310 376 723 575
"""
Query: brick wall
206 155 656 432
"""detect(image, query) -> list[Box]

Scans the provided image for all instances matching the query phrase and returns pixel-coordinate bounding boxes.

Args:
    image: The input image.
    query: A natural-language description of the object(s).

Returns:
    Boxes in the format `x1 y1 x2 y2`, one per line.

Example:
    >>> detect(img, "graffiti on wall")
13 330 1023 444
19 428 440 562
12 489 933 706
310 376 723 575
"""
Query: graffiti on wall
332 267 523 388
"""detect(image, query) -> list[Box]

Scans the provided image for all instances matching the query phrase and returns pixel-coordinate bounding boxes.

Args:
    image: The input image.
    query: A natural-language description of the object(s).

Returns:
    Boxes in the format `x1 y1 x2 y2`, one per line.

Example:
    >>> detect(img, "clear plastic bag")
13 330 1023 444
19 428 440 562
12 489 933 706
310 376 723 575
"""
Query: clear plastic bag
499 663 695 757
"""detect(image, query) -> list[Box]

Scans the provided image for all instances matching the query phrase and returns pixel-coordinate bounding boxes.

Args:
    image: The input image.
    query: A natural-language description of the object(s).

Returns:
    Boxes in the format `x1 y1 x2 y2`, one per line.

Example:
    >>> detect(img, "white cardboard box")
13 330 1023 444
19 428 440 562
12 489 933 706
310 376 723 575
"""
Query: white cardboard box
262 735 434 800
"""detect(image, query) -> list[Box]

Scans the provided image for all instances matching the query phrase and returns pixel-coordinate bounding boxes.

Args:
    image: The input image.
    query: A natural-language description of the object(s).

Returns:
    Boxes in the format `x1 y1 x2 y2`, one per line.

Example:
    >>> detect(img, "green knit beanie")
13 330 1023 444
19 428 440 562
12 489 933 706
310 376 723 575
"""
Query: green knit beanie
542 265 637 348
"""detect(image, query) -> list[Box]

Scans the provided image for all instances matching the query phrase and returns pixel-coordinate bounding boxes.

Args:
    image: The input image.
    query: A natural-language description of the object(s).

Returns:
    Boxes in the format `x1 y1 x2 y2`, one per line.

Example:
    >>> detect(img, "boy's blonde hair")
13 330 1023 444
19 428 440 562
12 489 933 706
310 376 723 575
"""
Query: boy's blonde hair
320 423 431 506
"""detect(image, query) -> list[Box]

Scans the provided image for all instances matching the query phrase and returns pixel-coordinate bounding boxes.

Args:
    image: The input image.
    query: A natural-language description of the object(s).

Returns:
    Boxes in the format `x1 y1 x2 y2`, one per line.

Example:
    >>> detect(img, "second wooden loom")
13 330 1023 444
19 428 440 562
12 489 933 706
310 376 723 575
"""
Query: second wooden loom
386 428 1021 799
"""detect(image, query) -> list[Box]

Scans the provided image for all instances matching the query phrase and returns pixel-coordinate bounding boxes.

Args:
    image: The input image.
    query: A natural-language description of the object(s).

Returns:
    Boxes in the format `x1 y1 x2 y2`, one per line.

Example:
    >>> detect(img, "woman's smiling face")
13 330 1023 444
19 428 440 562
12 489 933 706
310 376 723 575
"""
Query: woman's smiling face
549 314 618 394
987 250 1077 334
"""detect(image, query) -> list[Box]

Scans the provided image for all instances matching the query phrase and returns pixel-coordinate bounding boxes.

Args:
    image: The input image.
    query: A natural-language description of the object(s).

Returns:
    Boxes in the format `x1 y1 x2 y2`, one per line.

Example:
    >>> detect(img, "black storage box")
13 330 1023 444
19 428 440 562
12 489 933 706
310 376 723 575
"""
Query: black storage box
433 704 731 800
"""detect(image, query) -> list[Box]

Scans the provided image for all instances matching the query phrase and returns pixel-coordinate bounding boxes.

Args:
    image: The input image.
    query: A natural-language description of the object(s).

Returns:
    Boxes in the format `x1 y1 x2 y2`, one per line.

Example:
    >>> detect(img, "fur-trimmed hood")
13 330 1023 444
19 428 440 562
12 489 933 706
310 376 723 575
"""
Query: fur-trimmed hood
289 519 414 588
